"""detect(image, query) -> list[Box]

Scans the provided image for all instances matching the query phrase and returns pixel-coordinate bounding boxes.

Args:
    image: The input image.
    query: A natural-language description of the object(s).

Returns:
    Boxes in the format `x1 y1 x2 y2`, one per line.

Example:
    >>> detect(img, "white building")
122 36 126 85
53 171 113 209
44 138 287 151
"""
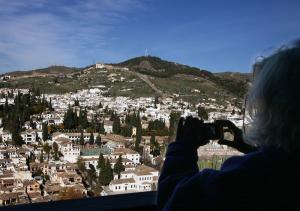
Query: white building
104 120 113 134
95 63 105 69
110 148 140 165
1 132 12 142
101 165 159 195
55 137 80 163
64 132 99 143
21 129 42 144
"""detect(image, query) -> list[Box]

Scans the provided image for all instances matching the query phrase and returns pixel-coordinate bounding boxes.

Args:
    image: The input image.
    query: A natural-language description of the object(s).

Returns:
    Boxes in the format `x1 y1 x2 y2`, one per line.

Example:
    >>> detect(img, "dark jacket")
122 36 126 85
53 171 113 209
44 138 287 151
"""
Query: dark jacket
157 142 300 211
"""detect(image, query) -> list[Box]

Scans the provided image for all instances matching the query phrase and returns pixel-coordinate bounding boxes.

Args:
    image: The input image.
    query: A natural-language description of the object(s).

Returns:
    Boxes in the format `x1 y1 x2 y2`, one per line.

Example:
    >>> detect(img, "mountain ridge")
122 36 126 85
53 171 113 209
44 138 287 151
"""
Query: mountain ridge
0 56 250 104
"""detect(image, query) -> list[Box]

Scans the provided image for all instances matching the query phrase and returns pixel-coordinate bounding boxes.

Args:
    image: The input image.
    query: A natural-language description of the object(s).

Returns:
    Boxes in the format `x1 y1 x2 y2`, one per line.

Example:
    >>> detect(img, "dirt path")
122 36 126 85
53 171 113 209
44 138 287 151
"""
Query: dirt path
135 72 164 96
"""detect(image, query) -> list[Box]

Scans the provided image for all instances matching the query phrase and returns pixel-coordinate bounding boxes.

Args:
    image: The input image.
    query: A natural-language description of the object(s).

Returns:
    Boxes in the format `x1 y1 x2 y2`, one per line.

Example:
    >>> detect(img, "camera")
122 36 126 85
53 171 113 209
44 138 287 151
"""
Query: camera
202 123 223 140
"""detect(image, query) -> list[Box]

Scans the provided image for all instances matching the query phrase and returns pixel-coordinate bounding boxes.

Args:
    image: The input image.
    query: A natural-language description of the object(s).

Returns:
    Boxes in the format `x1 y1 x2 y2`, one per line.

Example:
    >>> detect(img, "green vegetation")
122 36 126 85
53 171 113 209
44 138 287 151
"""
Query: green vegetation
150 134 161 157
211 75 248 98
98 159 113 186
0 56 250 103
198 156 228 170
0 88 51 146
118 56 212 78
113 155 125 179
169 111 182 136
63 107 88 129
7 65 81 77
198 106 208 120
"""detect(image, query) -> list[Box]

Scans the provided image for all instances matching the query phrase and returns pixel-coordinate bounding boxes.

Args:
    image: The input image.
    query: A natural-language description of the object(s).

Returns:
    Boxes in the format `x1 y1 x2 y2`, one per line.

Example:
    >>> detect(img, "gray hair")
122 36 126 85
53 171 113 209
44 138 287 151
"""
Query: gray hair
245 40 300 152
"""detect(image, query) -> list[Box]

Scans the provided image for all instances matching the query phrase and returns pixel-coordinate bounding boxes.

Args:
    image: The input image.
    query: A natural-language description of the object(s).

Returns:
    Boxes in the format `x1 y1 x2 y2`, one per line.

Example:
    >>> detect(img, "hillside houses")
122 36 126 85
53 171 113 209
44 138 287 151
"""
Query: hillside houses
21 129 42 145
54 137 80 163
110 148 140 165
0 87 245 206
101 165 159 195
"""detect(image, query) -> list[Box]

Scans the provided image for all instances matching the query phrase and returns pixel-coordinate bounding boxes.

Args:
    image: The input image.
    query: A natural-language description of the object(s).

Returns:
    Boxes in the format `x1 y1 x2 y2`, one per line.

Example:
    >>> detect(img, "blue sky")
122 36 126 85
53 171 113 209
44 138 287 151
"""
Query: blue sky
0 0 299 73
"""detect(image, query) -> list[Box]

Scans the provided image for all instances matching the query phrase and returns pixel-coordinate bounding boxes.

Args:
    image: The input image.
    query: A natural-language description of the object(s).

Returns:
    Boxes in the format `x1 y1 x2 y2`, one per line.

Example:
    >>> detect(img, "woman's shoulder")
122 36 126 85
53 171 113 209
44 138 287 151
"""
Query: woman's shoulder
220 150 265 171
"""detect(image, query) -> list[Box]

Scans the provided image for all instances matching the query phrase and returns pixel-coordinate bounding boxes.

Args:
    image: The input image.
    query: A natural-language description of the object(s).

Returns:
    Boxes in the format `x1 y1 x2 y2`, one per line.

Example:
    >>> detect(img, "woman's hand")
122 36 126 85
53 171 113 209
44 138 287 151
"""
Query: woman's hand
176 116 210 148
214 120 257 154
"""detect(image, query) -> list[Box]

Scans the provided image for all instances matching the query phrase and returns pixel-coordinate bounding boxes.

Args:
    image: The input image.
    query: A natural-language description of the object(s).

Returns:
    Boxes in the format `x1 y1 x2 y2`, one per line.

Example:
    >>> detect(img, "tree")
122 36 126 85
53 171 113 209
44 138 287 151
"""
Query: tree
97 153 105 169
87 164 97 187
63 106 77 129
79 130 85 146
99 121 105 134
198 106 208 120
29 153 36 163
63 107 77 129
77 157 86 172
89 132 94 145
48 97 53 111
95 135 102 147
150 134 160 157
112 115 121 134
154 96 159 108
78 108 88 129
98 159 113 186
169 111 182 136
120 125 132 137
43 143 51 160
148 119 166 131
4 96 9 113
12 130 24 146
53 142 59 160
231 109 236 115
134 126 142 152
113 155 125 179
74 98 80 106
39 150 44 163
42 123 48 141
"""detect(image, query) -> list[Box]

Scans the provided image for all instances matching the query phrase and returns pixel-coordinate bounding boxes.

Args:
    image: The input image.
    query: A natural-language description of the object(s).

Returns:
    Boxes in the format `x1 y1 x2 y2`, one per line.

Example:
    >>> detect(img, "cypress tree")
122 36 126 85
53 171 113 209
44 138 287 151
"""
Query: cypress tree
53 142 59 160
79 109 88 129
64 107 76 129
113 115 121 134
113 155 125 179
106 159 113 184
150 134 160 157
197 106 208 120
77 157 86 172
99 158 113 186
39 150 44 163
97 153 105 169
12 130 24 146
99 121 105 134
79 130 85 146
42 123 48 141
169 111 181 136
89 132 94 145
95 135 102 147
43 143 51 161
4 96 9 113
134 126 142 152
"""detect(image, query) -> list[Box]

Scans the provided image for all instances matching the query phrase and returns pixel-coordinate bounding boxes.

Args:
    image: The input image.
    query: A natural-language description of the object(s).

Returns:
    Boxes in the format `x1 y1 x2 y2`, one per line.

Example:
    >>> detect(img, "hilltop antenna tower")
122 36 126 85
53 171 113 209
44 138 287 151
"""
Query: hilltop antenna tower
145 48 149 57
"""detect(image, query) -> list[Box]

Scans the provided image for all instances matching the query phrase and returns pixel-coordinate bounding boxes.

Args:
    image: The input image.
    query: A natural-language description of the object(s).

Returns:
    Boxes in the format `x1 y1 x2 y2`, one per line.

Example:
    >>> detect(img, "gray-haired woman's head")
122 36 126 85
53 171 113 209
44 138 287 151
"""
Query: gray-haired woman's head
245 40 300 152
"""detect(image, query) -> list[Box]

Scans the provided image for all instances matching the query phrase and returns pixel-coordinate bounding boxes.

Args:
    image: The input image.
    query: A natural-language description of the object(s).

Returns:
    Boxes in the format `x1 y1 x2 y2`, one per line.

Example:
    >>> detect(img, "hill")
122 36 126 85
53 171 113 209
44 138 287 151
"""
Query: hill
117 56 213 78
0 56 250 104
117 56 249 98
4 65 82 78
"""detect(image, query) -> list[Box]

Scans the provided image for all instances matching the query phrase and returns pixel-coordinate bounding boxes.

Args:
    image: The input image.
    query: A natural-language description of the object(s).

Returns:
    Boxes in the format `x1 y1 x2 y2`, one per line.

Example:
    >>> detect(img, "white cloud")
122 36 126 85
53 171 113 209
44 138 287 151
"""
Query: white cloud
0 0 146 72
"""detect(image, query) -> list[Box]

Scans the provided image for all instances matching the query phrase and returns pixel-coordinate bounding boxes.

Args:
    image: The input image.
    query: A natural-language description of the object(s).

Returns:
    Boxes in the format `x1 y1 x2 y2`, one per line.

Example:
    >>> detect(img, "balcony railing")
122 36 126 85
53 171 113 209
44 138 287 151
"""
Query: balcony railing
1 191 157 211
